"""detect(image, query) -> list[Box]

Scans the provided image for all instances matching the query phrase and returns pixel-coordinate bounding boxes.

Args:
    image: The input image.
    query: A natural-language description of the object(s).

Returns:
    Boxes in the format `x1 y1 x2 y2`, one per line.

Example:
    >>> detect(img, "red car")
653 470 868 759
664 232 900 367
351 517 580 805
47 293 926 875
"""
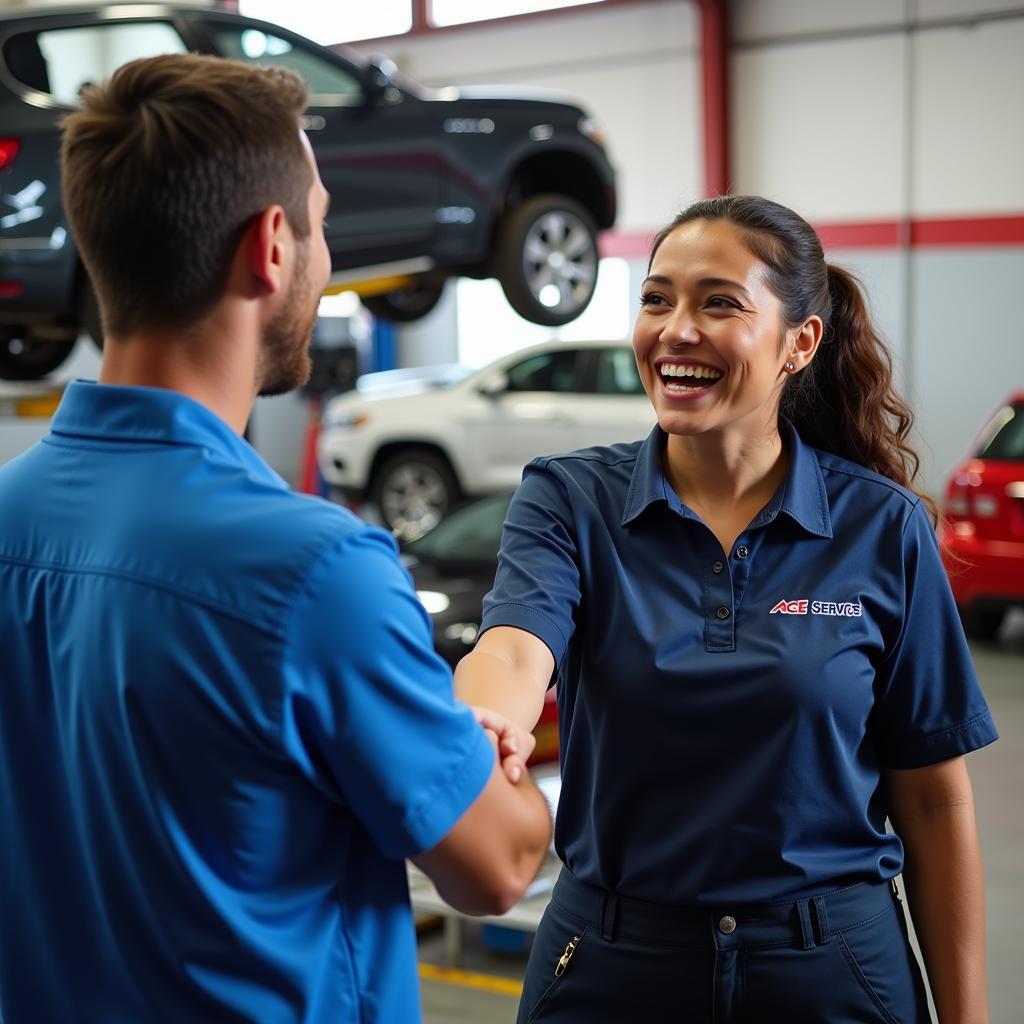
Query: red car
940 392 1024 639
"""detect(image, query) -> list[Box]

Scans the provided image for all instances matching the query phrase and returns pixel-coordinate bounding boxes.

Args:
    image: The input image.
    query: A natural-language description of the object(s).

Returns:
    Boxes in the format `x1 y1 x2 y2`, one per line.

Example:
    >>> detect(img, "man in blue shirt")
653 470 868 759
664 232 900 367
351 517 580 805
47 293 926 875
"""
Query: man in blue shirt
0 55 551 1023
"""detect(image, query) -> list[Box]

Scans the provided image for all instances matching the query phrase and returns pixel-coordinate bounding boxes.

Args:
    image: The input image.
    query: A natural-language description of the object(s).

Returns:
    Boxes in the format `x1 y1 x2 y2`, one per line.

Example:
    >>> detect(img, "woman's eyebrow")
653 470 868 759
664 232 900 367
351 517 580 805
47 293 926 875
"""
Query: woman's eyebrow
642 273 754 305
697 277 753 302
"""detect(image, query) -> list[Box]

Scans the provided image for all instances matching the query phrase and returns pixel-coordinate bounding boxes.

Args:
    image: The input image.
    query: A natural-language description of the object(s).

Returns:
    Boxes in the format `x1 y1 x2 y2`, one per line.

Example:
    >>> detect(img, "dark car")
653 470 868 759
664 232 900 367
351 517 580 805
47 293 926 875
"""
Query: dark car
402 489 558 764
0 4 616 380
940 392 1024 640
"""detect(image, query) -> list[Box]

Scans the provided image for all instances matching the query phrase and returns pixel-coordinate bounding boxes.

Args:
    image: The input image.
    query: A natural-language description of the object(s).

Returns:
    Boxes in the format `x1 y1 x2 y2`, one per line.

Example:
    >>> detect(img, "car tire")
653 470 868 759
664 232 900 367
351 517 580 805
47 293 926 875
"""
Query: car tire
0 328 78 381
496 194 600 327
370 448 460 542
362 278 445 323
959 604 1005 641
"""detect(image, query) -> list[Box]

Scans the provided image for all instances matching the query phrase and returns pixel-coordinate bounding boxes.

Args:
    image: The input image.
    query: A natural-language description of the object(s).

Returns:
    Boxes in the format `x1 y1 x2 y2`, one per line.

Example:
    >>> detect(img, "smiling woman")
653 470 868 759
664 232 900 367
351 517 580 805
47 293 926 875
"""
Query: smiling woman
455 195 998 1024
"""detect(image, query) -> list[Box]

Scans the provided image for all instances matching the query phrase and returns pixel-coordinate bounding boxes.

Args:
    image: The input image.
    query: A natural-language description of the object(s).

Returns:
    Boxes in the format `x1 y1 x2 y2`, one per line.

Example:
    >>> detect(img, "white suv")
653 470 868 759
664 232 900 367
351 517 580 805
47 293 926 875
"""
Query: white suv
317 339 654 539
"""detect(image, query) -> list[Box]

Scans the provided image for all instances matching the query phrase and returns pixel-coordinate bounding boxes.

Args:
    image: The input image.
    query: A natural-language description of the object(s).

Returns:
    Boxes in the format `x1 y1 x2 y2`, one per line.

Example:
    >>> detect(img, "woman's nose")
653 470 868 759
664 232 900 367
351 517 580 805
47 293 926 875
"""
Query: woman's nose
661 309 701 346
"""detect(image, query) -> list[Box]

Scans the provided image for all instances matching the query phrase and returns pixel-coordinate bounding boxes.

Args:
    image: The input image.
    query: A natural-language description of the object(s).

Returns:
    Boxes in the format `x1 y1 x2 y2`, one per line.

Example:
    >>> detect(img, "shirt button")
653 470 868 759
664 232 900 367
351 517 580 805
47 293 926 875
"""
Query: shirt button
716 606 730 620
735 545 750 559
718 915 737 934
712 561 725 574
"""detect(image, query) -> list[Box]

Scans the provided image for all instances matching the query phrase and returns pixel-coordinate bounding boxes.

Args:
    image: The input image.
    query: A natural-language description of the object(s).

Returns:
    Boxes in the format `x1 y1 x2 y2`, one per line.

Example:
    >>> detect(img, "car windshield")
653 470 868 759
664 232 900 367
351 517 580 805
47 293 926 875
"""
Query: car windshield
976 402 1024 461
405 492 513 562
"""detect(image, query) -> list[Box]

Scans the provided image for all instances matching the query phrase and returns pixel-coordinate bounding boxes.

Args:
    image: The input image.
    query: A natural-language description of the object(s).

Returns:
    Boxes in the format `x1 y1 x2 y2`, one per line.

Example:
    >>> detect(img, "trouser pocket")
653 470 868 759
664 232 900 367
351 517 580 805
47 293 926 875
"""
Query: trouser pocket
519 900 590 1023
517 898 714 1024
835 907 930 1024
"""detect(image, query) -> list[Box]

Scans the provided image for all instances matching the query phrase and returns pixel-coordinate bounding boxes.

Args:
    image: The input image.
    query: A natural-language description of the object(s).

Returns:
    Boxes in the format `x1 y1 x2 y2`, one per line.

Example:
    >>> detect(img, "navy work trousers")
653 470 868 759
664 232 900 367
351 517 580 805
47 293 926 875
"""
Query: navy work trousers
517 869 931 1023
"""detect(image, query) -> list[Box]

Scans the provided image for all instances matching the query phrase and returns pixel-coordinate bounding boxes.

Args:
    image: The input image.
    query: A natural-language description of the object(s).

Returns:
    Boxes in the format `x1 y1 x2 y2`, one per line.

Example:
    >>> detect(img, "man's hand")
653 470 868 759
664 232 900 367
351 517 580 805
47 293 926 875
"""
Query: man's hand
472 705 536 784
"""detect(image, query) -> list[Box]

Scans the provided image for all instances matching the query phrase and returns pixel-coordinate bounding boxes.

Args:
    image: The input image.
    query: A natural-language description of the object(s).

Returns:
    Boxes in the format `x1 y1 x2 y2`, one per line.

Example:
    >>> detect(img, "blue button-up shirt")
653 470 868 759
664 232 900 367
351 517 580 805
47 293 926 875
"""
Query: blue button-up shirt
482 423 997 905
0 381 493 1022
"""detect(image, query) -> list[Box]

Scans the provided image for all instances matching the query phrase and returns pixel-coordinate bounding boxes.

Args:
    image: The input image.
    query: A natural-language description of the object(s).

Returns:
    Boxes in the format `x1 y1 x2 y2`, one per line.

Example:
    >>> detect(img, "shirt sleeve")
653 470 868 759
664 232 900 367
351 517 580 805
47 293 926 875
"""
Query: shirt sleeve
872 500 998 769
279 525 495 860
480 458 582 669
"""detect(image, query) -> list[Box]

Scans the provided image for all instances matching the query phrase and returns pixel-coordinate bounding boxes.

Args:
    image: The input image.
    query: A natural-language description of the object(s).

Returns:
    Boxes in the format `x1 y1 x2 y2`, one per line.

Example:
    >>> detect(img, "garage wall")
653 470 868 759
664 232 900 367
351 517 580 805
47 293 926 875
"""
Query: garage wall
354 0 1024 495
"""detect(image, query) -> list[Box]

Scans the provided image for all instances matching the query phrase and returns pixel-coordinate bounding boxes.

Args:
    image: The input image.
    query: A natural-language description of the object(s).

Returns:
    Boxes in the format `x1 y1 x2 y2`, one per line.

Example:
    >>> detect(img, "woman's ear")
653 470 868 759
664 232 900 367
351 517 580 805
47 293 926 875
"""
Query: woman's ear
786 315 824 372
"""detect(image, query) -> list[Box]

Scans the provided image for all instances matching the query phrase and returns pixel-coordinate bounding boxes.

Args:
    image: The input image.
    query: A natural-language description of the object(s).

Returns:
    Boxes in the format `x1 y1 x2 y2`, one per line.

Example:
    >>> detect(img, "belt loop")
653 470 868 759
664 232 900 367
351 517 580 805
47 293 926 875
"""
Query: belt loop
600 891 618 942
811 895 831 945
795 898 815 950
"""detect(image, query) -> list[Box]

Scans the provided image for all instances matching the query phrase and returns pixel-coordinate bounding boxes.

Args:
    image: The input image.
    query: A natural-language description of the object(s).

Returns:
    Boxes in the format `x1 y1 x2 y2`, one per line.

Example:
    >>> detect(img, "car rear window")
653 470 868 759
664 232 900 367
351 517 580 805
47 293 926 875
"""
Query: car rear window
3 23 187 105
976 402 1024 461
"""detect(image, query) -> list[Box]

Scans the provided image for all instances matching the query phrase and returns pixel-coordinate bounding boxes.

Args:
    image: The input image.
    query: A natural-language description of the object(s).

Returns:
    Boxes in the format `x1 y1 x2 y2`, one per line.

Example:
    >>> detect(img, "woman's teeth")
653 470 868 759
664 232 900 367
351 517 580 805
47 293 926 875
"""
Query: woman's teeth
659 364 723 391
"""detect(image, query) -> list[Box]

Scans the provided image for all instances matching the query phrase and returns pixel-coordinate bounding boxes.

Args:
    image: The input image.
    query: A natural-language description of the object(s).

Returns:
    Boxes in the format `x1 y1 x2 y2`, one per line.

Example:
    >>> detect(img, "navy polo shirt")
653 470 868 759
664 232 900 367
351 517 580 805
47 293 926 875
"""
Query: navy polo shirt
0 381 493 1023
481 422 997 905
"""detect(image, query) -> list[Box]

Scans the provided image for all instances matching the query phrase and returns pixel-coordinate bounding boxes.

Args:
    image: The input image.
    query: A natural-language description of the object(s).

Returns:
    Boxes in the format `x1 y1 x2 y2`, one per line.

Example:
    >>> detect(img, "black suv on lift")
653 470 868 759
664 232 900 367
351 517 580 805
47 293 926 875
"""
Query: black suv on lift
0 4 616 380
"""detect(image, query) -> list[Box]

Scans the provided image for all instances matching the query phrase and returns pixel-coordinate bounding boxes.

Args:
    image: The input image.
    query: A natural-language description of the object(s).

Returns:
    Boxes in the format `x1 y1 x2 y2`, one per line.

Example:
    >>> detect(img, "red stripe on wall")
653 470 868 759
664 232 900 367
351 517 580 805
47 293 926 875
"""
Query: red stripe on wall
599 229 656 259
599 214 1024 259
813 221 903 249
910 215 1024 247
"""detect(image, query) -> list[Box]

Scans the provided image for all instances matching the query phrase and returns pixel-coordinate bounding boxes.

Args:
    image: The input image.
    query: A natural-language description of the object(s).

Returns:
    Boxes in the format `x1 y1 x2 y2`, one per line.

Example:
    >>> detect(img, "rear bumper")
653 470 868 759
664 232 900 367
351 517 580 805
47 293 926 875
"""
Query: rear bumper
941 530 1024 610
0 246 77 325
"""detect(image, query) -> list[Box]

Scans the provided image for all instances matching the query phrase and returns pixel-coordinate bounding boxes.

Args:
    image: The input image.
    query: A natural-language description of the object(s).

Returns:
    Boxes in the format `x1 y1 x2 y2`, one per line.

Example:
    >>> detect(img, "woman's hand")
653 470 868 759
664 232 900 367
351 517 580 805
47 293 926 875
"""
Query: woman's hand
472 705 537 784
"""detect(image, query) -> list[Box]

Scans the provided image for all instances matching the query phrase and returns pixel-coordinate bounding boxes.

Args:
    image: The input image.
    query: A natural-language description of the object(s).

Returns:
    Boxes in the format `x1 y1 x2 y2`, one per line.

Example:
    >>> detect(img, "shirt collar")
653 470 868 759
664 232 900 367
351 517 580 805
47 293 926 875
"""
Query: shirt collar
622 420 833 538
50 380 287 490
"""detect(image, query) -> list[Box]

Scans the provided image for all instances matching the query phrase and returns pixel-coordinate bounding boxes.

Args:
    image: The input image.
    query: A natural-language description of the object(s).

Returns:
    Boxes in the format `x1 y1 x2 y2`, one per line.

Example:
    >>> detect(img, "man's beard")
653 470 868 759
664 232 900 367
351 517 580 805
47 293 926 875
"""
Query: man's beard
257 244 317 398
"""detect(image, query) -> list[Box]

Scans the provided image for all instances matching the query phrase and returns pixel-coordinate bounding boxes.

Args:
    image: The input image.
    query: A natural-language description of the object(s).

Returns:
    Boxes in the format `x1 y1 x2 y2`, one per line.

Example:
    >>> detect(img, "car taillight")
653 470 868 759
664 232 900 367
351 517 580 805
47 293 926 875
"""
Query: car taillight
972 493 1000 518
945 481 971 517
0 138 20 170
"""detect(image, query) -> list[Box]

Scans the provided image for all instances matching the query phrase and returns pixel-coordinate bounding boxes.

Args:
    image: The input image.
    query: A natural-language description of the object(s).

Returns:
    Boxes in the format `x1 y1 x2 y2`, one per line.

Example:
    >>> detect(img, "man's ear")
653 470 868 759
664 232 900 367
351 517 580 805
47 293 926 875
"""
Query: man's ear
246 205 288 296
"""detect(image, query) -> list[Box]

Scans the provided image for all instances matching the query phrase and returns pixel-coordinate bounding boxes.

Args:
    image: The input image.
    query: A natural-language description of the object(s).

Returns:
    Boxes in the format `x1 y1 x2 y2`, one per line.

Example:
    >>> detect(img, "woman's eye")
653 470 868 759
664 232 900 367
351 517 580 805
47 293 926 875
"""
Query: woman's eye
639 292 666 307
705 295 740 309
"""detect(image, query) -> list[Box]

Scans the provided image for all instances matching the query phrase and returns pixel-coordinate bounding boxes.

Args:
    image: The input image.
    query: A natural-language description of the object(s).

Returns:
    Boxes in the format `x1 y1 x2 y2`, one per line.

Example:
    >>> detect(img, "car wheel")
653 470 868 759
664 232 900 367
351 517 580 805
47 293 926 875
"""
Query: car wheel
0 327 78 381
370 449 459 542
497 194 599 327
362 278 445 323
960 605 1005 641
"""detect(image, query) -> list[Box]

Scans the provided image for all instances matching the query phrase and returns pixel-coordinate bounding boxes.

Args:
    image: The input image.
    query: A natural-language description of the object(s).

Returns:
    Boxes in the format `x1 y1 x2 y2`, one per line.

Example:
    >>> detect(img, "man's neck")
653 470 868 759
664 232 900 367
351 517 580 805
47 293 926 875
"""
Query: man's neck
99 316 257 435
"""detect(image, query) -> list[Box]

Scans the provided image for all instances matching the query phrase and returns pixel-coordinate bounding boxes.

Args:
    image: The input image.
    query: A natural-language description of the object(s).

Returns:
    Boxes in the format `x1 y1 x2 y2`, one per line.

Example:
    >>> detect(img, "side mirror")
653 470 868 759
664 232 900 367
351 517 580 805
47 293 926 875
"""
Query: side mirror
478 371 508 398
362 55 397 102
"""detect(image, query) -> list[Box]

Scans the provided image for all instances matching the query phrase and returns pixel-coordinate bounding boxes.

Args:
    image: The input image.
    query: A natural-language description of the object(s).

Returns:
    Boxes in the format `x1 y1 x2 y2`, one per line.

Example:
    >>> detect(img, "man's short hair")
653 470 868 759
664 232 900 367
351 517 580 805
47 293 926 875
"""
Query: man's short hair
61 54 313 336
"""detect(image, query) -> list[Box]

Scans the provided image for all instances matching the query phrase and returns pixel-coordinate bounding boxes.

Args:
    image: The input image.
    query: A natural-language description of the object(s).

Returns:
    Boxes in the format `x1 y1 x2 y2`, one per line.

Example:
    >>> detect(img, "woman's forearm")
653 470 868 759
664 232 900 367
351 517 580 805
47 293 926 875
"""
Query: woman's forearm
898 797 988 1024
454 647 548 733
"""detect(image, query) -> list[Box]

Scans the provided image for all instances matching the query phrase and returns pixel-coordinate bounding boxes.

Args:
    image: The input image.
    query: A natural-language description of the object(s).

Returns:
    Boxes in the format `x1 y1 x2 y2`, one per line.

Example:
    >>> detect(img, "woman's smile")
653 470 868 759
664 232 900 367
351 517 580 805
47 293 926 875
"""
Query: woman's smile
655 358 725 399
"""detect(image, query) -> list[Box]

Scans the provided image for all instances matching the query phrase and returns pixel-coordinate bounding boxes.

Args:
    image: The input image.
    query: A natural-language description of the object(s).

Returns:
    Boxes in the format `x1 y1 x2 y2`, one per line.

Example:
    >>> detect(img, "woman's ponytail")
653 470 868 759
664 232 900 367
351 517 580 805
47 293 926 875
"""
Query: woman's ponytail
782 265 937 524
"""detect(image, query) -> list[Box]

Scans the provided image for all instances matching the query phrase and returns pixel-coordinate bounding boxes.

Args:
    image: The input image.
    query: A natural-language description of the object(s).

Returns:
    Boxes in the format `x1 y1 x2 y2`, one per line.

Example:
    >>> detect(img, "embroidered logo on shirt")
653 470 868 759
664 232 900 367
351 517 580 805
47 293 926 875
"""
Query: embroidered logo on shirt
770 599 862 617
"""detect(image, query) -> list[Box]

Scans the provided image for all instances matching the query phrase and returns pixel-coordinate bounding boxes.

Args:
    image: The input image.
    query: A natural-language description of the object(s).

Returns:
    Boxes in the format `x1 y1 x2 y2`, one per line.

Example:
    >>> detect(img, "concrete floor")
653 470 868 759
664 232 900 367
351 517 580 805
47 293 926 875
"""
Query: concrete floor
419 611 1024 1023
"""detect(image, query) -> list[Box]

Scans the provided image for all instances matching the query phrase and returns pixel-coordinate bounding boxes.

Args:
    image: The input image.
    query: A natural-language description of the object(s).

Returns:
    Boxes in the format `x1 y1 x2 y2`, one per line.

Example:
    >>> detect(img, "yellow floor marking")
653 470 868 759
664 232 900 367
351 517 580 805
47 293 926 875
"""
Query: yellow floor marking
418 961 523 997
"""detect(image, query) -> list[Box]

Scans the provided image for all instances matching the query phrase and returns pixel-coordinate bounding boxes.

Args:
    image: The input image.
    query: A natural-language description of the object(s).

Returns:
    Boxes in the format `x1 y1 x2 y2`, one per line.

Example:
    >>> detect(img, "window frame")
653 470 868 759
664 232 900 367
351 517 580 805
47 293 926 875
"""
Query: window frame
0 14 205 110
199 17 369 106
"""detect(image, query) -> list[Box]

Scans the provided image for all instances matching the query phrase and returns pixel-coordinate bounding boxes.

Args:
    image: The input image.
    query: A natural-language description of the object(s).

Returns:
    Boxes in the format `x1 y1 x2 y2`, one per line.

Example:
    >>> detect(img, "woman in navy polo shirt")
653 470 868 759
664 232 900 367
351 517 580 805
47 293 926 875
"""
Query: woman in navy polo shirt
456 195 997 1023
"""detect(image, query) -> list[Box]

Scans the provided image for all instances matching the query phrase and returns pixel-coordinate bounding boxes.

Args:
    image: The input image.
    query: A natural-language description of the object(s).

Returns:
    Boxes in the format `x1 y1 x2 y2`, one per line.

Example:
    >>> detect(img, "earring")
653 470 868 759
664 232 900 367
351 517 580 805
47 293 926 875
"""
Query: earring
785 360 795 372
